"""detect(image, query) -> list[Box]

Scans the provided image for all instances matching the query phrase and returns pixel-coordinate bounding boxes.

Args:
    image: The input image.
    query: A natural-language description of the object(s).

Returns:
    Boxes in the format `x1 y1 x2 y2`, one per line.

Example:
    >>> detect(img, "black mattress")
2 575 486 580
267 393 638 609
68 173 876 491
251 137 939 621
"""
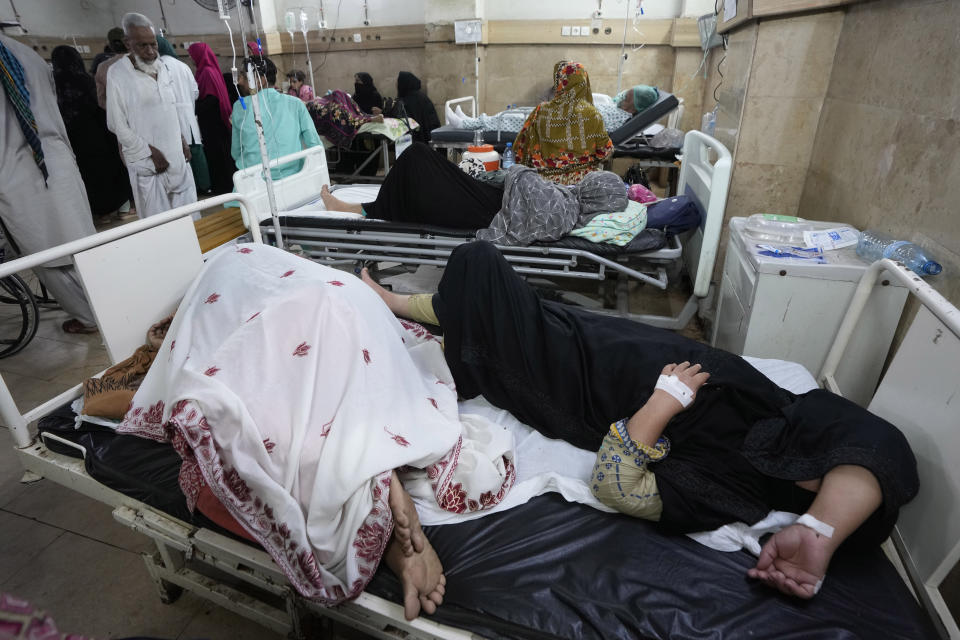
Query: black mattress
263 215 669 256
38 407 937 639
429 92 679 148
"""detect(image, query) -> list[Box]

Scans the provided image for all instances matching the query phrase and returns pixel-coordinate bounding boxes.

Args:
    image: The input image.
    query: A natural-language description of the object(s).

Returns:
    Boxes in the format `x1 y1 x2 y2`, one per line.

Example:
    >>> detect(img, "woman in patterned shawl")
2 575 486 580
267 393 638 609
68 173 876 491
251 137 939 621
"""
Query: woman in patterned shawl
514 61 613 185
306 89 382 149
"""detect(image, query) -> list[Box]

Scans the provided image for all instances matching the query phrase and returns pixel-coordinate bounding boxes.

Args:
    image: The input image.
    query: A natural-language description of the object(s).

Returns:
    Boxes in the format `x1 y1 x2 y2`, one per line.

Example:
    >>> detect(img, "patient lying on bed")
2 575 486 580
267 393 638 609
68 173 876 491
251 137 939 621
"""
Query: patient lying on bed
444 84 659 134
319 141 632 245
361 240 920 601
115 244 516 620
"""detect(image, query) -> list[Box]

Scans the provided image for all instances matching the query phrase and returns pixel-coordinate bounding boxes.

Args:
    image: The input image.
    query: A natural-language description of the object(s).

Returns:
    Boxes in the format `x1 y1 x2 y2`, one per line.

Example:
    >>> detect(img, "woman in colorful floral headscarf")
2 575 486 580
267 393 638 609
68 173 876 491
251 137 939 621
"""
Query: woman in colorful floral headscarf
514 61 613 185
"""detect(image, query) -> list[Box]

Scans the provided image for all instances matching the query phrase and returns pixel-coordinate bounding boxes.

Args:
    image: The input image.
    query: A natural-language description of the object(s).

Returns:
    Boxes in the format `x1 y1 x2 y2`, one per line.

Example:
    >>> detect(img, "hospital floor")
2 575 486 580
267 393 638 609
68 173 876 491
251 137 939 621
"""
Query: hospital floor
0 264 704 639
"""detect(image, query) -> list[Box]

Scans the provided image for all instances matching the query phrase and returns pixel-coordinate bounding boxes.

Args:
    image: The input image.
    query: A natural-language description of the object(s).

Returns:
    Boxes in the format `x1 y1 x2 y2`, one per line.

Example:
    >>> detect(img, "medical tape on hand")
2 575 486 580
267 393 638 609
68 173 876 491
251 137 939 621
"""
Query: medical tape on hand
796 513 835 539
655 374 694 408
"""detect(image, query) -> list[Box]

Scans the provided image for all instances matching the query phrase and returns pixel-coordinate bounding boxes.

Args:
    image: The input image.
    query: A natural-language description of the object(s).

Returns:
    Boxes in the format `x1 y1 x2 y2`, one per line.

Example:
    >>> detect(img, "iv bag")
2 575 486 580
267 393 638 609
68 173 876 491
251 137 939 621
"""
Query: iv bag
284 11 296 34
300 9 310 34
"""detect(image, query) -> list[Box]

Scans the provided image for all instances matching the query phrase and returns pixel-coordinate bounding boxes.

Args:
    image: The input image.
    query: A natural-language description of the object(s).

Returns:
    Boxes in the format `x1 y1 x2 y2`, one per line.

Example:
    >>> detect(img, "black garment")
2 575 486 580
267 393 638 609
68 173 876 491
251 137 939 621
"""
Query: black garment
394 71 440 144
432 241 919 540
361 142 502 229
90 49 113 75
195 95 236 195
51 45 130 217
353 72 383 114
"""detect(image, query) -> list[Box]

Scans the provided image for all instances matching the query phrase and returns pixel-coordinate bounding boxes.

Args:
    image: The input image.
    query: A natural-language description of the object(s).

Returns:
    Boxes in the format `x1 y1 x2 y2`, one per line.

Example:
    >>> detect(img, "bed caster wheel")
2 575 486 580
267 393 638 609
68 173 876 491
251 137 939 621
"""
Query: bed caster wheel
157 580 183 604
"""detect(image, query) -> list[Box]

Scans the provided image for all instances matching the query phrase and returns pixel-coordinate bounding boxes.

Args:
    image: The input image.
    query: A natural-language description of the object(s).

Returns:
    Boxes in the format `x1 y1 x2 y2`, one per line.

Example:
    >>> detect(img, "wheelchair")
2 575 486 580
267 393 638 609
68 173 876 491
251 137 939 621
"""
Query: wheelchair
0 272 40 359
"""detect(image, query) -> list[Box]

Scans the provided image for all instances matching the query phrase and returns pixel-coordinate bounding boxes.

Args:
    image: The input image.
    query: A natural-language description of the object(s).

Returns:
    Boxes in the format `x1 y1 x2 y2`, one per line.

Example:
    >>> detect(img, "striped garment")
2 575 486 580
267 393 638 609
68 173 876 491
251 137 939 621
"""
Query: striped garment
0 39 47 182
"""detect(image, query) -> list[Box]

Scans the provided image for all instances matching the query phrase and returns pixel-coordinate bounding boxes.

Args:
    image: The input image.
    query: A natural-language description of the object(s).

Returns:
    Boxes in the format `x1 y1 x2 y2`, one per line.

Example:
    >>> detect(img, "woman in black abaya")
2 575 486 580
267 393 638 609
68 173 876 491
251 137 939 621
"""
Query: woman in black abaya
359 240 919 602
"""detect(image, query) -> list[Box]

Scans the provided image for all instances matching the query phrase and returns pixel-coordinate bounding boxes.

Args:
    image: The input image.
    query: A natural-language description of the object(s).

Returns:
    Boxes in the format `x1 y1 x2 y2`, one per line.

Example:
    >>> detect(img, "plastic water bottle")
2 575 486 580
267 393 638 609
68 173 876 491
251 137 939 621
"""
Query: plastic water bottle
501 142 515 169
856 230 943 276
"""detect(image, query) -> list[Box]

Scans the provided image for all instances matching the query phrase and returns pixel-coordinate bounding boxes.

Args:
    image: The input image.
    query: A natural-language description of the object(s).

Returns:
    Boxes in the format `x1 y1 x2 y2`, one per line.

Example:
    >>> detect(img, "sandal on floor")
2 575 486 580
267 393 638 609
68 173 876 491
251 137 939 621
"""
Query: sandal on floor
62 319 99 334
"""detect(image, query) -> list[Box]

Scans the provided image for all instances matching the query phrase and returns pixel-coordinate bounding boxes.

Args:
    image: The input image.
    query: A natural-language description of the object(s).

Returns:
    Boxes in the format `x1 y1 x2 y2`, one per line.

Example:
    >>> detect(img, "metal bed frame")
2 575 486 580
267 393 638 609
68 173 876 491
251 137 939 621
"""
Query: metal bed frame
0 197 957 638
240 130 732 330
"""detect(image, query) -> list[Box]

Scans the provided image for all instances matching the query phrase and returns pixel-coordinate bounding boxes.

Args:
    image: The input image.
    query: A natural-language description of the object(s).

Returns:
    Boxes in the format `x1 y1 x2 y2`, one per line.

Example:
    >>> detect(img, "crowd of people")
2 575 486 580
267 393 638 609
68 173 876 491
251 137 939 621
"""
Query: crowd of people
0 11 448 335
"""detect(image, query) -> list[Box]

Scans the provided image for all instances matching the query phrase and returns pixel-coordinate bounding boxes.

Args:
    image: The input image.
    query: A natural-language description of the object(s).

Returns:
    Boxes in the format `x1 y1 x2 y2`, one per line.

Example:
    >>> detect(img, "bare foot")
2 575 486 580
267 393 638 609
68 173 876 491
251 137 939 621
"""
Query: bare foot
389 471 426 556
319 184 363 214
385 533 446 620
361 267 408 317
146 314 174 349
747 523 835 598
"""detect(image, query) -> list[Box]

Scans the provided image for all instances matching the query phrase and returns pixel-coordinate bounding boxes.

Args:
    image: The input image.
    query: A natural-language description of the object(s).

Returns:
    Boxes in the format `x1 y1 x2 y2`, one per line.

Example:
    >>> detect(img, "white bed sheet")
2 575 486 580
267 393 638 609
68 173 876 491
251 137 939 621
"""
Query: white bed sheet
280 184 381 219
416 356 818 525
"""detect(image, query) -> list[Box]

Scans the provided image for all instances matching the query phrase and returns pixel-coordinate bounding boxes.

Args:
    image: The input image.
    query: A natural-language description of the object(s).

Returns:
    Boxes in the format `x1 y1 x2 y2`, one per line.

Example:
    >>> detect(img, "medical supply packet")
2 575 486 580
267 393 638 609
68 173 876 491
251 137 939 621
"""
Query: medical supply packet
803 227 859 250
754 244 827 264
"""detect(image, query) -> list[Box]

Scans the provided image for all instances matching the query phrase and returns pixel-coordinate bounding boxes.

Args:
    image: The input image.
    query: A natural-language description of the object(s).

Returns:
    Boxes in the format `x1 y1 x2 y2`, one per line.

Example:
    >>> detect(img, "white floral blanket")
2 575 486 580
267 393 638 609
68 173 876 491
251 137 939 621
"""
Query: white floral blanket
118 244 514 605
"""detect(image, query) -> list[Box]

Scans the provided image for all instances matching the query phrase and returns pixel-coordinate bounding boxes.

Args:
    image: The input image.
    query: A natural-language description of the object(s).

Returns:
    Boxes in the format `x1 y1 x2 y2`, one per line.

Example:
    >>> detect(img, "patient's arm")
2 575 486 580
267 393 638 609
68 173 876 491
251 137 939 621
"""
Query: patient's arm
627 362 709 447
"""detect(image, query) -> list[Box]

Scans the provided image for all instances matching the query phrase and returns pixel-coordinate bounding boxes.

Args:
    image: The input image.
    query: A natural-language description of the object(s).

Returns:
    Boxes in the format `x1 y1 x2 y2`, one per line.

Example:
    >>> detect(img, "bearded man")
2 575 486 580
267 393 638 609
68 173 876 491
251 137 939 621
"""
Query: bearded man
106 12 197 219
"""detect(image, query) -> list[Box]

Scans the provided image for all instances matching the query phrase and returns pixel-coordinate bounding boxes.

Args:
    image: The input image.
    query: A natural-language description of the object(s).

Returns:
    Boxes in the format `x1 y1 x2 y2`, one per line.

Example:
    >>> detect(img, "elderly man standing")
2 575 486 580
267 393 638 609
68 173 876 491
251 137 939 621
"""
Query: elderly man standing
106 13 197 219
0 33 98 334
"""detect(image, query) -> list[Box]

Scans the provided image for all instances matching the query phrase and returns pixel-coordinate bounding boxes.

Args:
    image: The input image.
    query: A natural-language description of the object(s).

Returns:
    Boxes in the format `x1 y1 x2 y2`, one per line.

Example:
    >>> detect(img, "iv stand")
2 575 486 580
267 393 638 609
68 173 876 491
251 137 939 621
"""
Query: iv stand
234 1 283 248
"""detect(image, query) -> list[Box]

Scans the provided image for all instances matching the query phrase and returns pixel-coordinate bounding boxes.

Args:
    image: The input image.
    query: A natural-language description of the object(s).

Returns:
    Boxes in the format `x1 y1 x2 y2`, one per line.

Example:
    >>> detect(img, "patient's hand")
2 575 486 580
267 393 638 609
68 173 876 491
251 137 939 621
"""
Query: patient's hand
372 106 383 115
147 315 174 349
371 114 384 123
651 361 710 414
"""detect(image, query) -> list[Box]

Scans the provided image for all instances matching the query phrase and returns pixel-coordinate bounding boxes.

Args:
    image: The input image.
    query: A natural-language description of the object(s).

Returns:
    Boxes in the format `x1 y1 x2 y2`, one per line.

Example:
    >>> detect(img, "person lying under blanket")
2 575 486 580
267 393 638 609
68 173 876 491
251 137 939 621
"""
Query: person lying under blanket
108 244 516 620
445 84 659 135
359 240 920 600
319 141 638 246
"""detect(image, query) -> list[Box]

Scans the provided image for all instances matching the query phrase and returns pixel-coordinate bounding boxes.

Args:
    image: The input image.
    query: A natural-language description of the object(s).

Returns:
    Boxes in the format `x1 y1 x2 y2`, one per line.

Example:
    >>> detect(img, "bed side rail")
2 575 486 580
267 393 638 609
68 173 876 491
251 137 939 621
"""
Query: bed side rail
676 130 731 299
820 258 960 640
0 194 261 451
232 146 331 227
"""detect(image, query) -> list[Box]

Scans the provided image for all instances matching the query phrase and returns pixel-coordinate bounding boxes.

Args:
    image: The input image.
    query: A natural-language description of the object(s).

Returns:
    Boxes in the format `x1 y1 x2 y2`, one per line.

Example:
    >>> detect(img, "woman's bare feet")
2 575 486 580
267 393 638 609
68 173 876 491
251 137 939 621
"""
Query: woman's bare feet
146 314 174 349
360 267 411 317
319 184 364 214
748 523 835 598
385 535 446 620
390 471 426 556
385 471 445 620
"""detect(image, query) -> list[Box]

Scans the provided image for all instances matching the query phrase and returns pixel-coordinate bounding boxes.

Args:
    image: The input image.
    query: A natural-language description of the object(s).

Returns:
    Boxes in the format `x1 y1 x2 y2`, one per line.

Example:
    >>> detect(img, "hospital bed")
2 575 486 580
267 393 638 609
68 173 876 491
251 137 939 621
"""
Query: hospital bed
0 193 955 638
429 91 681 153
323 116 419 183
233 129 730 330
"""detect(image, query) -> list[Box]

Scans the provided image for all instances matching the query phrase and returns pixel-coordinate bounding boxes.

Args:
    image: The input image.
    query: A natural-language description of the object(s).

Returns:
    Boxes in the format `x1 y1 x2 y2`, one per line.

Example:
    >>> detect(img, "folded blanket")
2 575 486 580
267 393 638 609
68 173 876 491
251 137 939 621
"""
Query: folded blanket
568 199 647 246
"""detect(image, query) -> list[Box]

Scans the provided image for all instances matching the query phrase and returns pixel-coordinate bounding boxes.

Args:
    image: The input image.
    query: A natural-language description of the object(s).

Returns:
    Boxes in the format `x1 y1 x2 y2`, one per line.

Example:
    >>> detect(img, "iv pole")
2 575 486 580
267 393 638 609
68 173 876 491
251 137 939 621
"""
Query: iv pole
221 0 283 248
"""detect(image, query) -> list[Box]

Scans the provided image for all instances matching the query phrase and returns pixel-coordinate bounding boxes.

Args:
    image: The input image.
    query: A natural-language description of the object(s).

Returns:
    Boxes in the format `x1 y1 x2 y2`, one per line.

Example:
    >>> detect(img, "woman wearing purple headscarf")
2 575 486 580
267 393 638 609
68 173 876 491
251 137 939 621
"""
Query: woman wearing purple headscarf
188 43 236 195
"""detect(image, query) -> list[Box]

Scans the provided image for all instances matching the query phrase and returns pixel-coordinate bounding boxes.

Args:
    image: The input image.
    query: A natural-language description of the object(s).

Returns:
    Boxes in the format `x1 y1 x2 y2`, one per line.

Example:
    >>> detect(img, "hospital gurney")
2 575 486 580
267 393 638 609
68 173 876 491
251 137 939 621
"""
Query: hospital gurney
323 117 419 183
0 195 953 638
235 129 729 330
430 91 681 153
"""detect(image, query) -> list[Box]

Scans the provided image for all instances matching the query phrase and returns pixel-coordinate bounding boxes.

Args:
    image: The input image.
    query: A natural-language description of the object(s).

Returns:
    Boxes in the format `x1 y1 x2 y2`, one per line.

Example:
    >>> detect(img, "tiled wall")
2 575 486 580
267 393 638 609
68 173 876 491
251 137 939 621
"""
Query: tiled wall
275 41 706 133
696 12 844 280
798 0 960 306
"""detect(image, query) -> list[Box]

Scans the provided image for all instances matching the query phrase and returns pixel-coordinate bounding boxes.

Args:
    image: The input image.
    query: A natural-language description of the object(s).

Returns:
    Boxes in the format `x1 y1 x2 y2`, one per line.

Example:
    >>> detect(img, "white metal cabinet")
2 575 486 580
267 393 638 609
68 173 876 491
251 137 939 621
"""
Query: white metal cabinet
711 217 908 406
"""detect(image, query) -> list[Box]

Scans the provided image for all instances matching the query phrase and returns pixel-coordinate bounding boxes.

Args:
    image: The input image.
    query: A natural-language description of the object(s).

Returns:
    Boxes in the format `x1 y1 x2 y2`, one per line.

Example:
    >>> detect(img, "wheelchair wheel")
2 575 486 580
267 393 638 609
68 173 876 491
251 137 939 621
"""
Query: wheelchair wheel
0 274 40 358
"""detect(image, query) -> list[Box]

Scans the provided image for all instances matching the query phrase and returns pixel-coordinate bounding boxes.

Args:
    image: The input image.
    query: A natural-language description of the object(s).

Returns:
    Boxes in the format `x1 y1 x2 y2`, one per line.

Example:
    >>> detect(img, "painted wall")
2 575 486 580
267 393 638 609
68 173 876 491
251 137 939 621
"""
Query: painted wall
798 0 960 307
0 0 247 38
0 0 114 38
485 0 682 20
274 0 427 30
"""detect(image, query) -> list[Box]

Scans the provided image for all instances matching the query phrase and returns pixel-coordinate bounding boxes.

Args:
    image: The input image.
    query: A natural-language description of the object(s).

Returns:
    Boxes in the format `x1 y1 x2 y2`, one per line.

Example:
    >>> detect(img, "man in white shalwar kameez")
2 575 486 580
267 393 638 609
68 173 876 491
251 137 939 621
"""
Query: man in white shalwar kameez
106 13 197 219
0 34 98 333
